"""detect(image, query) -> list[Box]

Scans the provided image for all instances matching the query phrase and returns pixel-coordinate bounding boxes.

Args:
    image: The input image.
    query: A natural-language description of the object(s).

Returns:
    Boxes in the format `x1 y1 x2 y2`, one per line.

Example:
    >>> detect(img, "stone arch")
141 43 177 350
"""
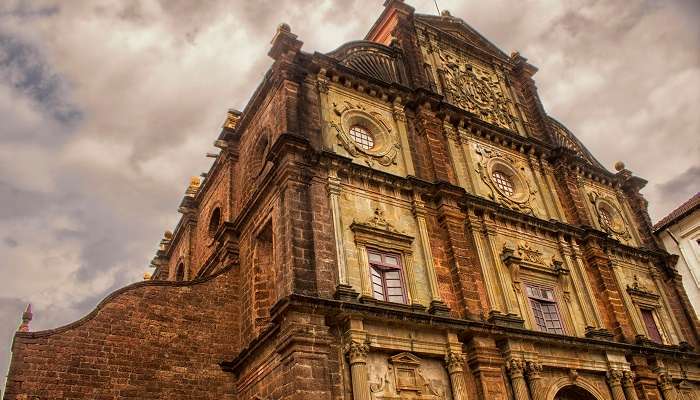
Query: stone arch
546 376 609 400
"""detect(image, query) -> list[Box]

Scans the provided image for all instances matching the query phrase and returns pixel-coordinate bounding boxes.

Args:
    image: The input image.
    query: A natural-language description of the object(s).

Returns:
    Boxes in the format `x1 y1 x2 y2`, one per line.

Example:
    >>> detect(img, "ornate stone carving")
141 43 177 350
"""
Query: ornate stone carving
626 275 660 301
588 192 631 241
363 207 400 233
369 352 445 400
439 53 517 131
517 242 544 264
607 369 627 400
346 340 370 365
331 101 400 167
525 361 542 379
444 351 465 374
607 369 623 386
475 144 539 216
507 359 526 379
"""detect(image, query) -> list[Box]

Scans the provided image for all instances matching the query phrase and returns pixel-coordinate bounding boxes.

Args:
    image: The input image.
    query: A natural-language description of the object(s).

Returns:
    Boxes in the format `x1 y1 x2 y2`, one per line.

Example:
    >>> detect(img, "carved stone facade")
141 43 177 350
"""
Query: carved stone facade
4 2 700 400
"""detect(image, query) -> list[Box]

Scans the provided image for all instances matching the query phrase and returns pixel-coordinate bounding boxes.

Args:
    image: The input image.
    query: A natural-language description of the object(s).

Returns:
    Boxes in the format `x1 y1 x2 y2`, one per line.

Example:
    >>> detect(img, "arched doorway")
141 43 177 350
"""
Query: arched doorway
554 385 598 400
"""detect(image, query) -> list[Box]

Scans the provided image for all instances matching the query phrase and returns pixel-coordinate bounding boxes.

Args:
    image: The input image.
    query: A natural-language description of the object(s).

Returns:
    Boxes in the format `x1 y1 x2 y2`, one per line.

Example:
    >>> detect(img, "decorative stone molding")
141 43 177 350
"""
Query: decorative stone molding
350 207 417 305
475 144 539 216
330 101 400 167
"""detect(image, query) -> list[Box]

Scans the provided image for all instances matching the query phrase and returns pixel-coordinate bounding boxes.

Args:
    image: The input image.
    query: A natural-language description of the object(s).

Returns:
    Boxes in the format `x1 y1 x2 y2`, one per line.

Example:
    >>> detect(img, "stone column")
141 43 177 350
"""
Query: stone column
507 359 531 400
607 369 627 400
347 341 371 400
525 361 545 400
658 373 678 400
622 371 639 400
445 351 469 400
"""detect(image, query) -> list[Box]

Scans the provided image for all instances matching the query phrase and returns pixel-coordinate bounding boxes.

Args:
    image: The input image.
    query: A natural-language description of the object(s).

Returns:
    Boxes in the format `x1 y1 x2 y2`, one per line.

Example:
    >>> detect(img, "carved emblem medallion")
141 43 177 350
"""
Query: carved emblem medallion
475 144 538 216
331 101 400 167
439 53 516 131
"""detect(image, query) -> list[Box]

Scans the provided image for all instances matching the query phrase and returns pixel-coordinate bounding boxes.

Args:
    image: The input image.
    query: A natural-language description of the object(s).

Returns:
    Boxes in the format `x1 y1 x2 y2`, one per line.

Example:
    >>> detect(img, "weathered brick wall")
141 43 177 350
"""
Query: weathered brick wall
166 222 193 280
4 265 240 400
192 157 232 273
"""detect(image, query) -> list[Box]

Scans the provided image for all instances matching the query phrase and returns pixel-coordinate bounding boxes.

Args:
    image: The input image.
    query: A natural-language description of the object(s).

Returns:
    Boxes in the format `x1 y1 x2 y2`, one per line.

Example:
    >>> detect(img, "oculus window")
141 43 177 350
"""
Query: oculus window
492 170 515 197
349 125 374 150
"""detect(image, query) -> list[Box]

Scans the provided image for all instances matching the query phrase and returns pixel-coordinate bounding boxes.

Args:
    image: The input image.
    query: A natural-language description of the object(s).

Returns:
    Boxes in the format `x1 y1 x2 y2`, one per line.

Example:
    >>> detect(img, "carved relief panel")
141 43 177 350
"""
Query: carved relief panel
473 143 543 217
367 352 453 400
416 29 525 134
584 182 640 247
320 85 413 177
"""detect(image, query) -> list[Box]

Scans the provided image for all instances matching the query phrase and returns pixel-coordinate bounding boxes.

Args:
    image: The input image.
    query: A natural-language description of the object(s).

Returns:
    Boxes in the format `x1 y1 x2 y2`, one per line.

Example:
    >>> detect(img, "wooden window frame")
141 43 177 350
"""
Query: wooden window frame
367 248 408 304
639 307 663 343
524 283 565 335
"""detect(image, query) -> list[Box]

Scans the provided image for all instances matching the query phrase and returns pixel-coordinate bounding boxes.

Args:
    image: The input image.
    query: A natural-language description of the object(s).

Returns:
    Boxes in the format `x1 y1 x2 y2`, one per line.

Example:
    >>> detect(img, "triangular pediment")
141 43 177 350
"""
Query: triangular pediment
416 14 510 61
389 352 422 366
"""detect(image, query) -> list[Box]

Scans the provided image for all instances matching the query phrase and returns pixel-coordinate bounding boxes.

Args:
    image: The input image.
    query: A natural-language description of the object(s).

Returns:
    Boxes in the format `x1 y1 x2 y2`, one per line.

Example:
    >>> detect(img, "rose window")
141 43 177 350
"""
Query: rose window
349 125 374 150
492 170 515 196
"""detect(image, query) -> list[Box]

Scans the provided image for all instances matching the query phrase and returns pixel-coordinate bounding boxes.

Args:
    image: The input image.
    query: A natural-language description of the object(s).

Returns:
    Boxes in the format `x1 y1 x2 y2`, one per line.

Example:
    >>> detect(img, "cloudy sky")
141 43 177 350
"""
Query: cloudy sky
1 0 698 388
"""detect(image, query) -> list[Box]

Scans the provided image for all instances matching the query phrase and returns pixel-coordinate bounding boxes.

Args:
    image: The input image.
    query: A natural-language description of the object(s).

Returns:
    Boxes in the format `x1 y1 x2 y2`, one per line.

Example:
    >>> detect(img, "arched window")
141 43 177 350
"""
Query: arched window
208 207 221 237
175 263 185 281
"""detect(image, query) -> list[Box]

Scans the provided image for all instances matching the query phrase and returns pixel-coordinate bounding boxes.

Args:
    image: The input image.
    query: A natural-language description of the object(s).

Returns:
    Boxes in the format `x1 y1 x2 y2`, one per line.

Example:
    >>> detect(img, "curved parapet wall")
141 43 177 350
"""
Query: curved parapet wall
327 40 408 85
547 116 607 170
3 265 239 400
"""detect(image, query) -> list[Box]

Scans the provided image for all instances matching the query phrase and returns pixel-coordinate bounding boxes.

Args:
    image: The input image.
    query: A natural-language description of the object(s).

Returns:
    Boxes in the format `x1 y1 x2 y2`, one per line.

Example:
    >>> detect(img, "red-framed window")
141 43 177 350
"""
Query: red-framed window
525 284 565 334
640 308 663 343
367 249 407 304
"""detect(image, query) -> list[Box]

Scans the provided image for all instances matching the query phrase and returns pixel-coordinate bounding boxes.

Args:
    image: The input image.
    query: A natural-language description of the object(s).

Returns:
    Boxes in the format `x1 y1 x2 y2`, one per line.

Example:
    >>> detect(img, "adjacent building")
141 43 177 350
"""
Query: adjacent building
4 2 700 400
654 193 700 318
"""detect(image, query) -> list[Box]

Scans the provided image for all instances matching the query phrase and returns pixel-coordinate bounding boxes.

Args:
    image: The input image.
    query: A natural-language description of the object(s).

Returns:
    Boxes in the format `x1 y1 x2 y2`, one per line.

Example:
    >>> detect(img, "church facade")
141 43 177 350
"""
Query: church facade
4 1 700 399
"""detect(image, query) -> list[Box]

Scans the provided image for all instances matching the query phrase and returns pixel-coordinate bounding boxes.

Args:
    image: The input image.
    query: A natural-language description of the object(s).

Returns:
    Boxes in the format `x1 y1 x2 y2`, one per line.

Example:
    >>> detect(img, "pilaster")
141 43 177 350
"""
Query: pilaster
346 340 371 400
525 360 545 400
444 351 469 400
507 358 531 400
607 369 627 400
657 372 679 400
622 371 640 400
412 194 448 314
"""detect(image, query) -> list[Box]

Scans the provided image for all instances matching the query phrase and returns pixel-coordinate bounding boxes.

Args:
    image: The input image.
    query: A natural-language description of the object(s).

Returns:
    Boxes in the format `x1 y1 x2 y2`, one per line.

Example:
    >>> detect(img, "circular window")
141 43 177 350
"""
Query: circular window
349 125 374 150
492 170 515 197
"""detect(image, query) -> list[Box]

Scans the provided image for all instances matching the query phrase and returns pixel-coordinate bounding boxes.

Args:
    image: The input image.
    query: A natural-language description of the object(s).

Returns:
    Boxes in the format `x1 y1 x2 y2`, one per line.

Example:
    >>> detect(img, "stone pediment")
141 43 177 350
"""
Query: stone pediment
390 352 422 367
416 14 509 61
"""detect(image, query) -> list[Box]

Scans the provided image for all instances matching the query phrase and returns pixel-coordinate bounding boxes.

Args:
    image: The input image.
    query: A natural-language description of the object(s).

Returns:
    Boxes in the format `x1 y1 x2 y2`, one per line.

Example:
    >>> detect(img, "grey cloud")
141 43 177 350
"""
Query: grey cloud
0 0 697 391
